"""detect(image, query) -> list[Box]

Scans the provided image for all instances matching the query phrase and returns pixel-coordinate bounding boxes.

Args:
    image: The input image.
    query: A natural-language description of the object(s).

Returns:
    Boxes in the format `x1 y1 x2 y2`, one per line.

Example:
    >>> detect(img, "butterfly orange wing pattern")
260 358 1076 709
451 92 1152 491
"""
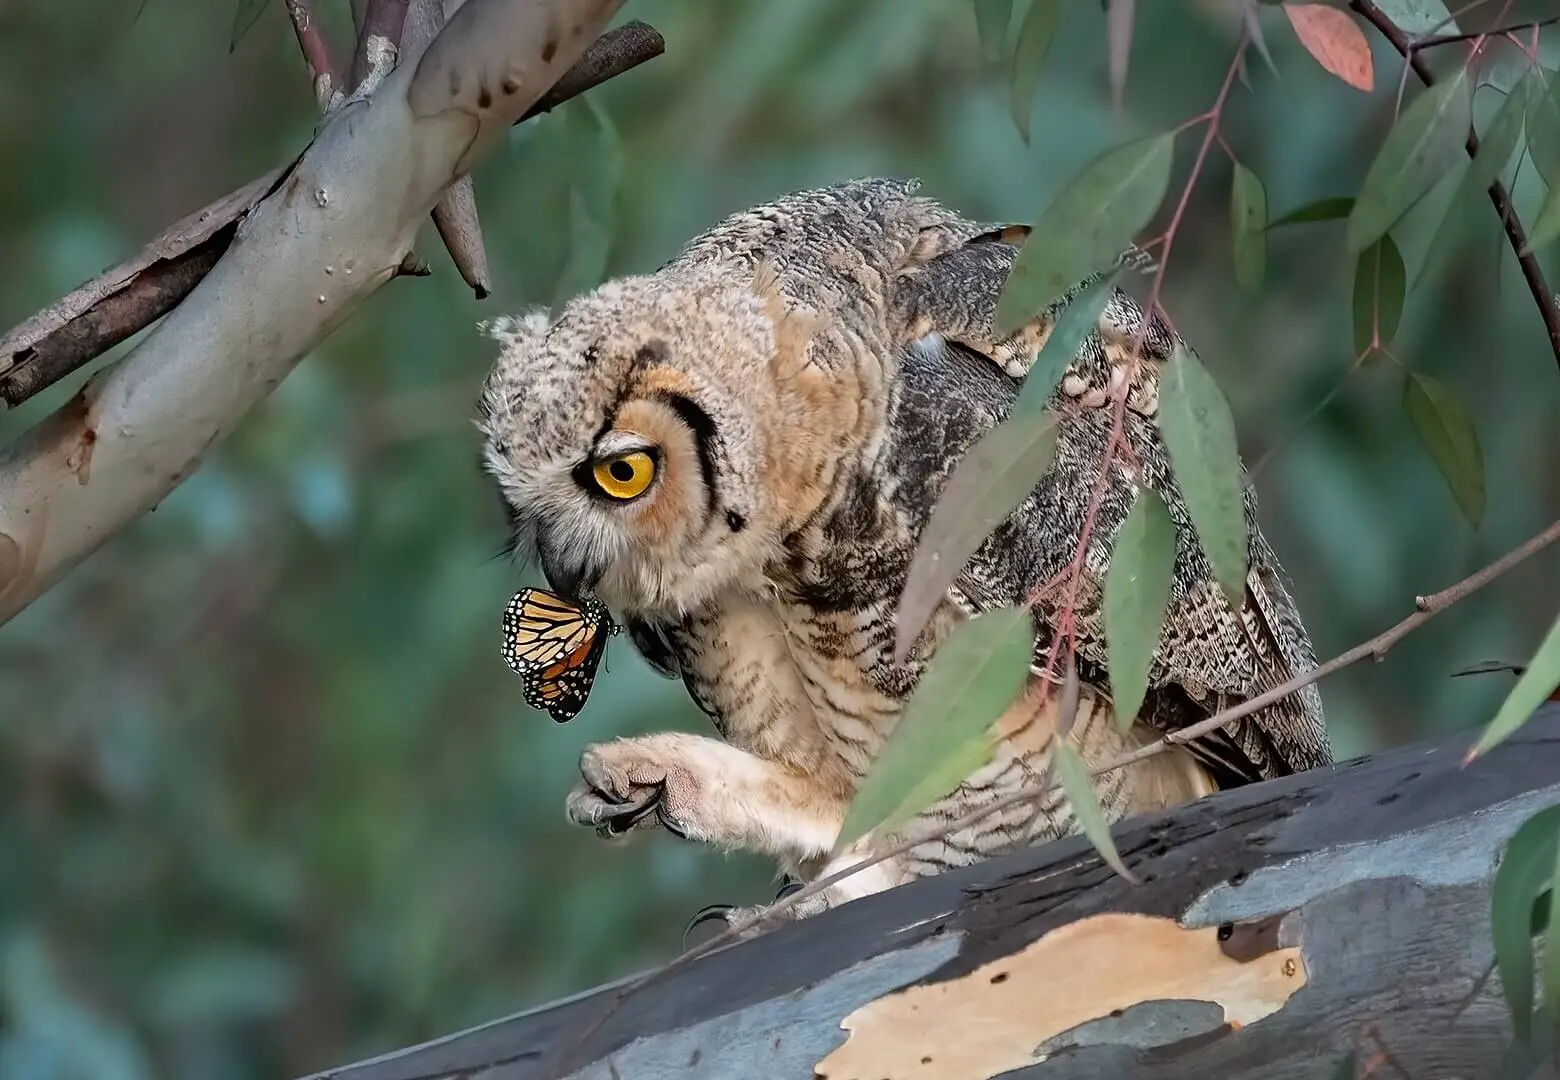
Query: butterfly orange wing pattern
500 588 620 722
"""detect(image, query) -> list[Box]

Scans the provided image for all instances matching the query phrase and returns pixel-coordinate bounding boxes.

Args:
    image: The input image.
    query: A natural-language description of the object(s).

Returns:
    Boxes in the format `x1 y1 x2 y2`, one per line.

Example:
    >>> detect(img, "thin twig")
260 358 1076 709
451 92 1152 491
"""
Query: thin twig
283 0 342 110
1414 14 1560 50
1351 0 1560 372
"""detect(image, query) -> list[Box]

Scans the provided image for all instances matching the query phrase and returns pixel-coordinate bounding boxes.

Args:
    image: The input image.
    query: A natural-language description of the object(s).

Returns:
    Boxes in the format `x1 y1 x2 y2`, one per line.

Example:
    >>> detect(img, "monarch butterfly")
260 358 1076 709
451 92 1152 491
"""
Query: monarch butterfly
500 587 621 723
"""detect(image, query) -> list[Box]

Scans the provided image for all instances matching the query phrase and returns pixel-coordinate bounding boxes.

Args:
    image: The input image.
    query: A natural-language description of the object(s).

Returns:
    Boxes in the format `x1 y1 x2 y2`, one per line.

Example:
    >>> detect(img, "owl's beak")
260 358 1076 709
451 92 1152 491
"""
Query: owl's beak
537 529 601 603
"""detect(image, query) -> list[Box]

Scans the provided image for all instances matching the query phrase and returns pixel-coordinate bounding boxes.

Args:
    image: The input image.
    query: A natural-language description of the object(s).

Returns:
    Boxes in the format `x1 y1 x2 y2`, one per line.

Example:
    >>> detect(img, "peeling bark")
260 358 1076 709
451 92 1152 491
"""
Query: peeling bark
294 704 1560 1080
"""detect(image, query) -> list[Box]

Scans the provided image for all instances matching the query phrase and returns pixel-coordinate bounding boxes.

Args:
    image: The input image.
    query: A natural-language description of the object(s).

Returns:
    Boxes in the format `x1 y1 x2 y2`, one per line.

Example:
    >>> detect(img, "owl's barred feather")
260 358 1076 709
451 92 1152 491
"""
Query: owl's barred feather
476 177 1331 933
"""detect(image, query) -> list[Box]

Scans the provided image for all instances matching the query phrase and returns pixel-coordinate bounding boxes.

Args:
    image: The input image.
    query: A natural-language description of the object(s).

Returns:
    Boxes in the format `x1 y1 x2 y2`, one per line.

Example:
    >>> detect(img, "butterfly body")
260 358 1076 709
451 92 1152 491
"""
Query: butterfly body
501 587 619 722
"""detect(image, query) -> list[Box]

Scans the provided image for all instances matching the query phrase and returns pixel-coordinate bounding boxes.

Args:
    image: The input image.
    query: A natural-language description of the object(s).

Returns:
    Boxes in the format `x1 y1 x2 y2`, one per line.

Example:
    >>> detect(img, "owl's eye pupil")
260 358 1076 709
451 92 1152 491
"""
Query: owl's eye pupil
588 449 656 501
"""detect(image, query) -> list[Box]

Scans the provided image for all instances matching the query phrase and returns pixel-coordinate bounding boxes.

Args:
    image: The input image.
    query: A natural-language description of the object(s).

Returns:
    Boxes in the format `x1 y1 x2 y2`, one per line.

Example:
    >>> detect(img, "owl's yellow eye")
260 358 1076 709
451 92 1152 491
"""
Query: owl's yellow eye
591 450 656 500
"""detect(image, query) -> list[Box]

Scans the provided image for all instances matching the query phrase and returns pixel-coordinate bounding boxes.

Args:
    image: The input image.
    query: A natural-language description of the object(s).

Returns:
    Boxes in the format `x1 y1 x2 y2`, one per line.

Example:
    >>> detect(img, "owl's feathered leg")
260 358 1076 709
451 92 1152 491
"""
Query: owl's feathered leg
565 732 848 862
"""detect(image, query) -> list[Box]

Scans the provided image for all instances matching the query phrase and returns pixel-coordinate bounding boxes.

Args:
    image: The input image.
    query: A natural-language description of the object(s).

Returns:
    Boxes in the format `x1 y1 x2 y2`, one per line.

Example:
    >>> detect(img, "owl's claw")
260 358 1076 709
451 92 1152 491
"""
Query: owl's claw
566 783 665 839
567 736 715 841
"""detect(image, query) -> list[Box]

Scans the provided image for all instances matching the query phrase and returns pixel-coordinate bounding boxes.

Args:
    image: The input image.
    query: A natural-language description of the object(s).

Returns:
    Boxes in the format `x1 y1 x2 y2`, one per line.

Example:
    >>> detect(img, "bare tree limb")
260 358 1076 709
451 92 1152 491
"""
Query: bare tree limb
0 19 664 408
406 0 491 296
1350 0 1560 372
0 0 629 627
295 707 1560 1080
283 0 344 110
351 0 412 93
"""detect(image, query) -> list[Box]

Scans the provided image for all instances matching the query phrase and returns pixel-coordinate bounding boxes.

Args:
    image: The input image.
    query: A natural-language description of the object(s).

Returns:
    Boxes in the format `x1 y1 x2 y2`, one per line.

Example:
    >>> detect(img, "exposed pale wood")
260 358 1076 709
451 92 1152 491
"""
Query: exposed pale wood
296 703 1560 1080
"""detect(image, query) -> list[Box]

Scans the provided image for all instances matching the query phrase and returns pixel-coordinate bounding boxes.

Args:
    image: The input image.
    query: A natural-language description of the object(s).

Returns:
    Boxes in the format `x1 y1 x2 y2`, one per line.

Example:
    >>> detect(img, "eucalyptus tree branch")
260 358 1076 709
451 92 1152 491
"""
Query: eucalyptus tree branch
0 0 630 627
1350 0 1560 372
405 0 491 296
283 0 344 110
0 20 665 408
350 0 412 92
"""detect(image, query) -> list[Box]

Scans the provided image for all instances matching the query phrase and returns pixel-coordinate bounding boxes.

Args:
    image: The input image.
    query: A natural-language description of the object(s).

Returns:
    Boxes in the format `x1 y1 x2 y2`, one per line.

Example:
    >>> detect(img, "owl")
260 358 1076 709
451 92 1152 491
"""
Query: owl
476 177 1331 935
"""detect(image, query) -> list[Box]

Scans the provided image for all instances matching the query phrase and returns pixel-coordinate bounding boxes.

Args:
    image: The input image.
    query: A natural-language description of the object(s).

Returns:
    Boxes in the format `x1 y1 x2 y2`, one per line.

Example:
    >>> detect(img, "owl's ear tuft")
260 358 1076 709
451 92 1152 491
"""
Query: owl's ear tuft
479 309 553 353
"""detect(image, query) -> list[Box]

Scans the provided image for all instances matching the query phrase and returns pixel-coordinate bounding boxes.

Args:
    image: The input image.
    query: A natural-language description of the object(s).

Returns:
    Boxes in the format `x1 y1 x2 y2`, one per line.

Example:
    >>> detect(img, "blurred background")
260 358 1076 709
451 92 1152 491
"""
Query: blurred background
1 0 1558 1077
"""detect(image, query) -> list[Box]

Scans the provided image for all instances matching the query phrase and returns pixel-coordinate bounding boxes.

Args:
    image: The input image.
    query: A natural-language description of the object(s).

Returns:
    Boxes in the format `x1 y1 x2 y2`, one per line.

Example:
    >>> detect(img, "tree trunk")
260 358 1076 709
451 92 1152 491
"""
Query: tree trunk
297 703 1560 1080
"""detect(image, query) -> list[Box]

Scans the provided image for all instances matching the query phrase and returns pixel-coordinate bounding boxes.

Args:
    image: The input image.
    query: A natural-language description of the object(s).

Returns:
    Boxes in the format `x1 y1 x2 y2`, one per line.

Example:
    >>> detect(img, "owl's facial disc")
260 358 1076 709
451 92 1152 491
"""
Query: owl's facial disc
530 389 757 614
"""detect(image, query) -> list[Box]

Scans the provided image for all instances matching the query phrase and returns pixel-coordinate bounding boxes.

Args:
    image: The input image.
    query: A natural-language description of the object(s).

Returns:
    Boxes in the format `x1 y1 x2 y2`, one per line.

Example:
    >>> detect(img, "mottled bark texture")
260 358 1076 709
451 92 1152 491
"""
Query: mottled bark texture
297 703 1560 1080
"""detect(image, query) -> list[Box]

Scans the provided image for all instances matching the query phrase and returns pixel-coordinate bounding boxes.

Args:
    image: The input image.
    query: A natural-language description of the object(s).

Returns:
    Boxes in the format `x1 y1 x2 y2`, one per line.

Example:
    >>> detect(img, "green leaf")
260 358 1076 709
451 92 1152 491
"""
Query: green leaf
995 131 1177 334
1229 161 1268 292
1464 76 1531 198
894 415 1060 660
1052 742 1137 882
1524 67 1560 186
1547 843 1560 1039
1012 271 1120 417
1103 487 1175 731
1267 196 1354 229
838 608 1035 848
1492 804 1560 1045
230 0 269 51
1105 0 1137 110
1370 0 1458 35
1523 184 1560 256
1351 235 1406 354
1468 609 1560 762
1156 345 1248 608
974 0 1014 63
1009 0 1066 142
1347 66 1472 254
1402 370 1484 527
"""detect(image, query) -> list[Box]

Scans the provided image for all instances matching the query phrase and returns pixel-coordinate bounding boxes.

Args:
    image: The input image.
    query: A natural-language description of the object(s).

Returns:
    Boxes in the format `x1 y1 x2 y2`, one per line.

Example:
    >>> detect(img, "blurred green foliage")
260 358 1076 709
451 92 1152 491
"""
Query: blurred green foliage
2 1 1559 1077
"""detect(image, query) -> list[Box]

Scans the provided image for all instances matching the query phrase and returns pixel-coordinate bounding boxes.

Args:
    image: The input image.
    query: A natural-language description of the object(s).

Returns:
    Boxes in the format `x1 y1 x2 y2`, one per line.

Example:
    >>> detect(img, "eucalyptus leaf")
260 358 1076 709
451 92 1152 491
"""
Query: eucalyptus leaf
1491 803 1560 1045
1347 67 1472 254
1230 161 1268 292
1402 370 1484 527
1268 196 1354 229
1351 235 1406 354
974 0 1014 63
1013 271 1120 417
1052 742 1136 882
1103 486 1175 731
995 131 1177 334
838 607 1035 848
1009 0 1066 142
1523 183 1560 256
1523 68 1560 185
1156 345 1249 607
230 0 269 51
1463 75 1532 198
1468 609 1560 762
1369 0 1458 35
894 415 1060 660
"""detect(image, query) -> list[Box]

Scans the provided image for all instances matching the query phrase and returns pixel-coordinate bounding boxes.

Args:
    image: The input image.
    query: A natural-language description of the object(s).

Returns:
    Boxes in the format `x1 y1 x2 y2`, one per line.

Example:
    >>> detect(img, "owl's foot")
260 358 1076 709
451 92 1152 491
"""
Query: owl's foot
565 732 849 861
566 733 713 841
682 878 835 947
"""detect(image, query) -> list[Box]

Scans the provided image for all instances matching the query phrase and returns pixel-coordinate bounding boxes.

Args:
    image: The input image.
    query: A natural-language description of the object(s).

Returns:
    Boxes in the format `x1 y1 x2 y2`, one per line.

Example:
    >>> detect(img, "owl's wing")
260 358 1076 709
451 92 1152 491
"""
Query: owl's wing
897 237 1330 788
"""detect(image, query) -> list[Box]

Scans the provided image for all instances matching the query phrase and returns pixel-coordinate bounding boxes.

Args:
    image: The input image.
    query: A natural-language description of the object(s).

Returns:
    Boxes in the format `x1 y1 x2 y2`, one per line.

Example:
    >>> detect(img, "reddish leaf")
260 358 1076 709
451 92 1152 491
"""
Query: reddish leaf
1284 4 1373 93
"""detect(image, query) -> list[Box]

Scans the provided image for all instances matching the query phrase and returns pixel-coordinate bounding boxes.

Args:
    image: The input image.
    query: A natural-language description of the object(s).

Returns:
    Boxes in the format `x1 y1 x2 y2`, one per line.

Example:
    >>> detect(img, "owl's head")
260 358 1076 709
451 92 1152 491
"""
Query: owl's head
476 264 840 618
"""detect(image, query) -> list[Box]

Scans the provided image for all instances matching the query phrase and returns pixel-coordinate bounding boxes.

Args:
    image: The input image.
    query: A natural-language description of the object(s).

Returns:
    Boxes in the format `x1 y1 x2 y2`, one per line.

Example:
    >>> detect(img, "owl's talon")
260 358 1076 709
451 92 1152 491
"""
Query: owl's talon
682 903 736 950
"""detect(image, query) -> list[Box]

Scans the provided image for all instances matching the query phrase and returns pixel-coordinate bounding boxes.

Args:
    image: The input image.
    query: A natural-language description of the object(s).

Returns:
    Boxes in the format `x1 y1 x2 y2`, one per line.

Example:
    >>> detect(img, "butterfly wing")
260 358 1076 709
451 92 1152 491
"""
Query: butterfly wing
501 588 613 722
